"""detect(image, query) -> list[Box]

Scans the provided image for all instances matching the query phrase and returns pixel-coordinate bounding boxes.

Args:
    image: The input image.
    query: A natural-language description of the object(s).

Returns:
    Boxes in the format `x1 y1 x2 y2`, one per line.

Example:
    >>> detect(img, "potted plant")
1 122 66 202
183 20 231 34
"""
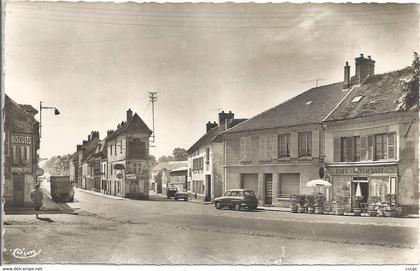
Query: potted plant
306 195 315 214
297 195 306 213
315 193 325 214
367 196 380 217
383 194 397 217
289 194 298 213
352 196 363 216
334 196 345 216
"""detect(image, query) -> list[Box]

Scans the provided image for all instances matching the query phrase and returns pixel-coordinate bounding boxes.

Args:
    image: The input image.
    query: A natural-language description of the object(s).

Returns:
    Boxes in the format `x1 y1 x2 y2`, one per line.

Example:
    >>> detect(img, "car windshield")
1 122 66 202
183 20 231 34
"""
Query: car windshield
244 191 255 196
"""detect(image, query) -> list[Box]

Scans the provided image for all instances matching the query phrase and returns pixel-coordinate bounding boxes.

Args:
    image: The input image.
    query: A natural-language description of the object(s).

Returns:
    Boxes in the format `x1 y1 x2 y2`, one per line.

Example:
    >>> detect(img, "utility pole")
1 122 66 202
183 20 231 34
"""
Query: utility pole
148 91 157 144
302 78 324 88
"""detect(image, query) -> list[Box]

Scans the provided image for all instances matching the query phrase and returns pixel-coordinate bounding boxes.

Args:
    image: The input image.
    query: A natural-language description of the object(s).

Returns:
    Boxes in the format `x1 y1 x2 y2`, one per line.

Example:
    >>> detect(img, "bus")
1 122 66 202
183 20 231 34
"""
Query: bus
50 176 75 202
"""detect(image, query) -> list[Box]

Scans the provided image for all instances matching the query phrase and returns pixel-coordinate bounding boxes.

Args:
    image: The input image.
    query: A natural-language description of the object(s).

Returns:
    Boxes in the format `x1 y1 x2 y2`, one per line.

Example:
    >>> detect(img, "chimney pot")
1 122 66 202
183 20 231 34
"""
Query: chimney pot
127 108 133 122
360 53 364 58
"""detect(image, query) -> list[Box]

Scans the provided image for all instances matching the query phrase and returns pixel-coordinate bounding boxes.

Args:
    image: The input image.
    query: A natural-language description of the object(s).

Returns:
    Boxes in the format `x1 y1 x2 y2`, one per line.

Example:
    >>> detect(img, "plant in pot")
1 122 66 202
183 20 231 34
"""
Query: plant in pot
367 196 380 217
334 196 345 216
352 196 363 216
289 194 298 213
306 195 315 214
315 193 325 214
383 194 397 217
297 195 306 213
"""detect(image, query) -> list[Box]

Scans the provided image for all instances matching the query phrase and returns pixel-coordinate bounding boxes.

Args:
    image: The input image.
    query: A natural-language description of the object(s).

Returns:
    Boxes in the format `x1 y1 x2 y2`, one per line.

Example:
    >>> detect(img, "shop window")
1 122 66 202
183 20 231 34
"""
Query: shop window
278 134 290 158
298 132 312 157
375 134 387 160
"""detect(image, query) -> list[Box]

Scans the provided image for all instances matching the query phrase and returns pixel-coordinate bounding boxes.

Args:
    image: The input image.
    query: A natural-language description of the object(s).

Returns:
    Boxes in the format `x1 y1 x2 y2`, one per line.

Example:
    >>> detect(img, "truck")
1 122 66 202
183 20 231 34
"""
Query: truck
50 176 75 202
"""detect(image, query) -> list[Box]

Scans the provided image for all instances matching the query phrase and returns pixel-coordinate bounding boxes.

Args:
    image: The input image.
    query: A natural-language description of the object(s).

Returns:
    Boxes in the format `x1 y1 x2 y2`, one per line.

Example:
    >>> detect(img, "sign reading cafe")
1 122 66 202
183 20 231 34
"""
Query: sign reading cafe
10 133 33 173
331 166 396 176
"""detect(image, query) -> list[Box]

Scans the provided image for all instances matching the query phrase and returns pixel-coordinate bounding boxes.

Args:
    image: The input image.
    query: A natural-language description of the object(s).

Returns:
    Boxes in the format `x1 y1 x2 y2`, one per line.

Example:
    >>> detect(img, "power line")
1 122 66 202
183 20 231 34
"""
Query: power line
12 2 416 16
13 4 420 20
14 14 418 30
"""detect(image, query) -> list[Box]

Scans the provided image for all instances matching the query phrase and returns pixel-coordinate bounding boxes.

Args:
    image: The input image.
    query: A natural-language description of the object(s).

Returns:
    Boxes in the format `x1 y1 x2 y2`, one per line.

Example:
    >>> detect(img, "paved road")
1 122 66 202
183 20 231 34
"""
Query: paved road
4 189 418 265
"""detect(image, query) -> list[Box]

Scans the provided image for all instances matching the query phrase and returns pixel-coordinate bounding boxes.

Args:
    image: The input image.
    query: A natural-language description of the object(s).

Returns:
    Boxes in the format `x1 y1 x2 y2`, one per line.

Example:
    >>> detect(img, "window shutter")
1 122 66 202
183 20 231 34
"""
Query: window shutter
333 137 341 162
312 130 319 157
240 137 246 161
259 135 266 160
246 137 252 161
271 135 278 159
360 136 367 160
387 133 395 160
347 137 353 162
290 132 298 158
367 135 373 160
251 136 258 161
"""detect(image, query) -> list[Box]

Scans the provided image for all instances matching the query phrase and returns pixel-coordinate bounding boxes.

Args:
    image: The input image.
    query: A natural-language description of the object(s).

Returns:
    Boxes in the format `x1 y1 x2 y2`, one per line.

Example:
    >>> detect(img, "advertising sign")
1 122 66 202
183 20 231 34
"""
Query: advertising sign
10 133 33 174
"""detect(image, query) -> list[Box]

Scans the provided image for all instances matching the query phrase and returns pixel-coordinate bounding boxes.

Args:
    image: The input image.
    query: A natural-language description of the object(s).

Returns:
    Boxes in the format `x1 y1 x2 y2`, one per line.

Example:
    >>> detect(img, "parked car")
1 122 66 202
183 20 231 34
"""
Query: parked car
167 187 178 198
214 189 258 211
174 191 189 201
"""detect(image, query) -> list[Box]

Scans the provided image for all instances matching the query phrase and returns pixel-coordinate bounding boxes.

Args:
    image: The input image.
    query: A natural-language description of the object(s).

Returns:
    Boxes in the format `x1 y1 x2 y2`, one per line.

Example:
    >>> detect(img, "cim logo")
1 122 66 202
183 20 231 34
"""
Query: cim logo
10 133 33 168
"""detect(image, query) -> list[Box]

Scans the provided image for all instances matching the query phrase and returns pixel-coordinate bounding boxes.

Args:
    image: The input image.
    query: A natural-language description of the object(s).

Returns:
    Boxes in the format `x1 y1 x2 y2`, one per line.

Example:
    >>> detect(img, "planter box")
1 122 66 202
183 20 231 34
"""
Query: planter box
335 208 345 216
314 207 324 214
290 205 298 213
353 208 362 216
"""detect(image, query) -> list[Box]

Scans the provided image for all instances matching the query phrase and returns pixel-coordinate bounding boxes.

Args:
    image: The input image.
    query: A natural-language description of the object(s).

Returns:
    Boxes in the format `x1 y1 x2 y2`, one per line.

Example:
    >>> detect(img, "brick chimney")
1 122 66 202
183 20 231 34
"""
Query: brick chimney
206 121 218 132
83 140 87 145
88 135 91 141
219 110 235 126
91 131 99 139
127 109 133 122
343 61 351 89
77 144 82 151
354 54 375 84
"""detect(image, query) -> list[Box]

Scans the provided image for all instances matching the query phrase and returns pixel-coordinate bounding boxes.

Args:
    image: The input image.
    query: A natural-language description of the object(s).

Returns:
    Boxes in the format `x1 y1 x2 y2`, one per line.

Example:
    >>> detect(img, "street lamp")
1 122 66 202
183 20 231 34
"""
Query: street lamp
39 101 60 139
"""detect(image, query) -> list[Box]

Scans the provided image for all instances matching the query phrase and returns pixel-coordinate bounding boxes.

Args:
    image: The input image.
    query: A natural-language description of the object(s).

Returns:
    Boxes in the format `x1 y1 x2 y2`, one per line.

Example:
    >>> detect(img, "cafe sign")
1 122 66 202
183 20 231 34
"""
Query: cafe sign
10 133 33 174
330 166 396 176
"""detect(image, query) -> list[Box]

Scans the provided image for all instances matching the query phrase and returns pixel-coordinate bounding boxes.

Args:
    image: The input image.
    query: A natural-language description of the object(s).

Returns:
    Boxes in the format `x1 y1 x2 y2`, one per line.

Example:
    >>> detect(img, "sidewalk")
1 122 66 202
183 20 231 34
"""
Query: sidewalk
75 187 125 200
5 189 73 215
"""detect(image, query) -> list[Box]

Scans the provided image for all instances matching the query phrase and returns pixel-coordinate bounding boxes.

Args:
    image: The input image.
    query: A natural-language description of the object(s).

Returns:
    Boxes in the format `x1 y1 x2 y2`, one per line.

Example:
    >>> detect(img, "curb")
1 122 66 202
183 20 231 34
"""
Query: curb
75 188 125 200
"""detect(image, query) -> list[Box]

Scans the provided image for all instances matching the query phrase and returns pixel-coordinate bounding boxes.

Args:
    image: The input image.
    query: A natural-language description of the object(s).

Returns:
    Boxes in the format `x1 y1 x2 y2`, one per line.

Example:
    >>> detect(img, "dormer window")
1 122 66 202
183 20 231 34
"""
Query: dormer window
352 96 363 103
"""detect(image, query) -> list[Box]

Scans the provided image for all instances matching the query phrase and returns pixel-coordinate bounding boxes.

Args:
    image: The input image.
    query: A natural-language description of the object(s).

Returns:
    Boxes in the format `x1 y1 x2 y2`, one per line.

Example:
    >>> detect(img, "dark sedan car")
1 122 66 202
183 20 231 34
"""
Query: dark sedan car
214 189 258 211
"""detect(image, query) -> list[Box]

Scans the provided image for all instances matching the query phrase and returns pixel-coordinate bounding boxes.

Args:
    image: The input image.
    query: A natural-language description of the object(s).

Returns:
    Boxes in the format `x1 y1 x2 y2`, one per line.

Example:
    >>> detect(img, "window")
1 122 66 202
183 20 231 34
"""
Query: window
340 136 360 162
352 96 364 103
120 140 123 154
114 141 117 155
109 145 112 157
298 132 312 157
278 134 290 158
193 157 204 171
375 134 387 160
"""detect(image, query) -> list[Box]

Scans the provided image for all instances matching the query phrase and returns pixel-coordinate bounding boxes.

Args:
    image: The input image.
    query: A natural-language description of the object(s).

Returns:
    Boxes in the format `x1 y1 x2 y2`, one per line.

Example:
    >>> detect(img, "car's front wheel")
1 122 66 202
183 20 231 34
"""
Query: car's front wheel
174 197 178 200
215 202 222 209
234 203 241 211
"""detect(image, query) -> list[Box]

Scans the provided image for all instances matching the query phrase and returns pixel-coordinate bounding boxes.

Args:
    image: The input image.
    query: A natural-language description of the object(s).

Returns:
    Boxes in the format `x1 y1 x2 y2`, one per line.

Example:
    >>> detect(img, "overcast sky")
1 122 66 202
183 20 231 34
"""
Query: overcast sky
5 1 419 159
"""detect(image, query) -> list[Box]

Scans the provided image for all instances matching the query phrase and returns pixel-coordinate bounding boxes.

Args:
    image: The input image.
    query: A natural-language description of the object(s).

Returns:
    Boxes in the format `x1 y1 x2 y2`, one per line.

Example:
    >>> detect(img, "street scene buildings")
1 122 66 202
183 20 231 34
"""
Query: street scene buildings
3 2 419 268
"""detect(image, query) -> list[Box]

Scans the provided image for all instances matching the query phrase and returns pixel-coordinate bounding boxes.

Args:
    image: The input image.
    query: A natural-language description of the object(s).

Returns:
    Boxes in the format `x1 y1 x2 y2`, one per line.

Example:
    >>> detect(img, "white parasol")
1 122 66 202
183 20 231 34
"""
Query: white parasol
306 179 332 187
355 182 363 197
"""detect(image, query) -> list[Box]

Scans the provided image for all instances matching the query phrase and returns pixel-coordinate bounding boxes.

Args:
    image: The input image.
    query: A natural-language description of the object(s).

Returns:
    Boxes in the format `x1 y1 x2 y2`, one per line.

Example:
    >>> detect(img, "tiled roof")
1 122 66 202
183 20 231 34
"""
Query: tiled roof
152 161 187 172
152 162 169 172
326 67 417 121
226 82 348 133
187 118 247 153
104 113 152 141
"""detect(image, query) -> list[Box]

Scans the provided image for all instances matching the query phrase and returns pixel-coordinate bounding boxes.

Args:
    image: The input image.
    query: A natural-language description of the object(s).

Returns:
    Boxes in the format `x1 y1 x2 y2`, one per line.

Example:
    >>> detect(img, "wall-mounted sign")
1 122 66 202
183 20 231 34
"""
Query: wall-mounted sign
35 168 45 176
10 133 33 174
329 166 396 176
114 164 125 170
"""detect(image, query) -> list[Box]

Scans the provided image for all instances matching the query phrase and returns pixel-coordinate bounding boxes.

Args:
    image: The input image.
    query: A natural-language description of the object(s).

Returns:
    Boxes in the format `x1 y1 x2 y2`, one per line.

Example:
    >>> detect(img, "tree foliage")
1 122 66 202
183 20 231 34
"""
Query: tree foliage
158 155 173 163
149 154 158 169
42 154 72 176
397 52 419 111
172 147 188 161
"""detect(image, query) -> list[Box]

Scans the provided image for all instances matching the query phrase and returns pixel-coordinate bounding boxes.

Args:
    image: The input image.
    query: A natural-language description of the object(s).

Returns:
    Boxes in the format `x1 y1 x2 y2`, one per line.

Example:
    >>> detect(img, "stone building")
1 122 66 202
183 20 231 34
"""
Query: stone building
323 54 419 214
104 109 152 199
153 161 188 195
223 83 348 206
4 95 40 208
187 111 246 202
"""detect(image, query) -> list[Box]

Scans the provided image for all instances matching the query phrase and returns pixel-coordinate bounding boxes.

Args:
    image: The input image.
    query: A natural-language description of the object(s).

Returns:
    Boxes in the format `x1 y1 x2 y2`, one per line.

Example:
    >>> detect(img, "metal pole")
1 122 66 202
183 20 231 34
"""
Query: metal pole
148 92 157 143
39 101 42 139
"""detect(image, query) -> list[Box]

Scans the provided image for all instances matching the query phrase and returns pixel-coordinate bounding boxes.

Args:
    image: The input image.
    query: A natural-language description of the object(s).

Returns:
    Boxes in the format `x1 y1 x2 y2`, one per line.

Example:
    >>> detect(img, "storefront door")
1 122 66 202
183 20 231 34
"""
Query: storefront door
352 177 369 204
206 175 211 201
264 174 273 205
13 174 25 208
